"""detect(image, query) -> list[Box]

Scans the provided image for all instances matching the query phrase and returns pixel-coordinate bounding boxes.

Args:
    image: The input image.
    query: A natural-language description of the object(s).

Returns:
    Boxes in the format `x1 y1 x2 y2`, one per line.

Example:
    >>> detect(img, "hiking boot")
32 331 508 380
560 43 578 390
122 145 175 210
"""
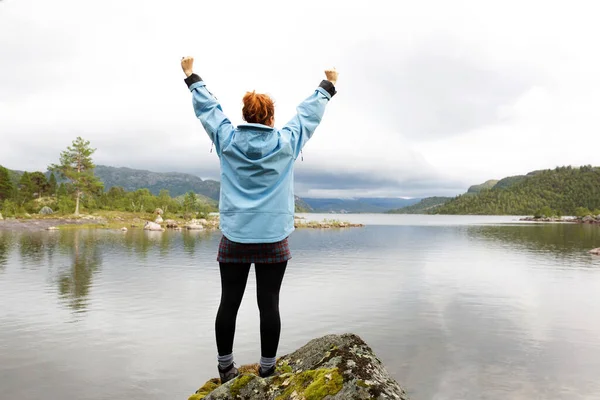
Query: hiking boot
258 365 276 378
218 363 239 384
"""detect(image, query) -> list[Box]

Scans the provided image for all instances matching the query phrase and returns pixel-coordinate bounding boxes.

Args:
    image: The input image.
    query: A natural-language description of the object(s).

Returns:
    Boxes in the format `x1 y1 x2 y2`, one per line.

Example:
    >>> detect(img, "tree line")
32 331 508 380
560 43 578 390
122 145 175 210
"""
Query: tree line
433 166 600 216
0 137 216 218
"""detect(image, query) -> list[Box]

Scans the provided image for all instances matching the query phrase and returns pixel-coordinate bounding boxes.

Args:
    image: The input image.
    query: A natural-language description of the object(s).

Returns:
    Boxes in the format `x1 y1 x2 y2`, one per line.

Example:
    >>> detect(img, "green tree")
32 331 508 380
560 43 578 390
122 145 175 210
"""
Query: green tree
57 183 69 197
48 173 58 196
158 189 173 214
575 207 592 218
18 172 34 202
49 137 103 216
534 206 556 218
29 171 49 198
183 191 197 213
0 166 13 201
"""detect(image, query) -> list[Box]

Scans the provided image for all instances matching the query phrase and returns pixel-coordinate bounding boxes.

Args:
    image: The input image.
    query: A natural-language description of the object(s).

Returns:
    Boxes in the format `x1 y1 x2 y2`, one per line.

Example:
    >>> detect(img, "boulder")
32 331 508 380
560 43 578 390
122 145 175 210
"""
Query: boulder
189 333 408 400
39 206 53 215
46 226 59 231
582 215 595 223
589 248 600 255
165 219 179 228
186 224 204 230
144 221 163 231
155 215 164 223
121 227 128 232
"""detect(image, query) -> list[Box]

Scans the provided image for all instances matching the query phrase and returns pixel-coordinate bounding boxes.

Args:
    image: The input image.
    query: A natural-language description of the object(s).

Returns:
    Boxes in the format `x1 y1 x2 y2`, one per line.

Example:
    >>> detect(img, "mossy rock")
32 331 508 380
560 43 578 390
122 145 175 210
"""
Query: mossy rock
188 334 408 400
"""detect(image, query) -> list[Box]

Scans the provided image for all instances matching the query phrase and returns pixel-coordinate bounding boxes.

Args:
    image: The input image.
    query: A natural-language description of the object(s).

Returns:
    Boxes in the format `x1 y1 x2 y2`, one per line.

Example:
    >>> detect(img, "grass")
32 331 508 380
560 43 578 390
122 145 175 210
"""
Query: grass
13 210 219 230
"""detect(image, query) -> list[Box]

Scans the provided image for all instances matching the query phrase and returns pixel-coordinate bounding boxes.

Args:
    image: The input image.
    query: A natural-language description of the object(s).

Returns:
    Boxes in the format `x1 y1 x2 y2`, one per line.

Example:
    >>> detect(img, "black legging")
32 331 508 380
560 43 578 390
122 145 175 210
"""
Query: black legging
215 262 287 358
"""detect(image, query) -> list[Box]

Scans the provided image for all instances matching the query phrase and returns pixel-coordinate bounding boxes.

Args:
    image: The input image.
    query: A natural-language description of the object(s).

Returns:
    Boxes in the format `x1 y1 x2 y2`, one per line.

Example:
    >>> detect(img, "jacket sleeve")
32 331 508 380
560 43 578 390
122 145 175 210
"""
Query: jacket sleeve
281 80 336 159
185 74 234 156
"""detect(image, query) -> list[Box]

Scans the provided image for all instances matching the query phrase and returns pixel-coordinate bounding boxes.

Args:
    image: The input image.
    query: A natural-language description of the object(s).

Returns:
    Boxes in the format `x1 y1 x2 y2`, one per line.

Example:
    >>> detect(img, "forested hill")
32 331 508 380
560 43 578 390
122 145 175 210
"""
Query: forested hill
433 166 600 215
387 197 452 214
94 165 220 200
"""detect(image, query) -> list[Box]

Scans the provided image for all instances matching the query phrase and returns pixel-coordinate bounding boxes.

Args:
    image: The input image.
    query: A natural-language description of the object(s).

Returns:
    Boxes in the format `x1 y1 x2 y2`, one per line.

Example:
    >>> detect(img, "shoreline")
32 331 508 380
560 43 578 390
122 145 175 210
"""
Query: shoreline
0 213 364 233
519 216 600 224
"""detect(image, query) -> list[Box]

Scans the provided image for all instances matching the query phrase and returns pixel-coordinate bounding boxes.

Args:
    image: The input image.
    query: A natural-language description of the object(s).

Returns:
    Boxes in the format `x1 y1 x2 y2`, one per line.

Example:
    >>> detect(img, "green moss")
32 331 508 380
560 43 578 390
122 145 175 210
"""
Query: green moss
276 361 293 374
188 378 220 400
356 379 369 388
274 368 343 400
230 374 255 397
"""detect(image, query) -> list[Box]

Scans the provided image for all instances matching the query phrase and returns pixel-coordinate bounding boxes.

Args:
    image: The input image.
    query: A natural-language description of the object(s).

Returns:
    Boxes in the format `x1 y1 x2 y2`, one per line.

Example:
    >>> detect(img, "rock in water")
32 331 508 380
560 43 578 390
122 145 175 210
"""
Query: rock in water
155 215 164 223
589 248 600 255
144 221 163 231
39 206 53 215
165 219 179 228
189 333 408 400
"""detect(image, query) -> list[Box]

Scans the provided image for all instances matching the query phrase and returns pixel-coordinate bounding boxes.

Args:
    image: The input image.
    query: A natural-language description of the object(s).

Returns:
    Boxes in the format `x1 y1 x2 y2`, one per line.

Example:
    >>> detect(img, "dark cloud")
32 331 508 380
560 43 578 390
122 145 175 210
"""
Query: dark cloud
294 170 467 198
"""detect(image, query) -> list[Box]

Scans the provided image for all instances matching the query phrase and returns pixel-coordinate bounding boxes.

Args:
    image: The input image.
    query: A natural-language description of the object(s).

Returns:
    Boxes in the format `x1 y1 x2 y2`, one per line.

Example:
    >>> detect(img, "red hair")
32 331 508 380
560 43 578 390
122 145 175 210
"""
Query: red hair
242 91 275 125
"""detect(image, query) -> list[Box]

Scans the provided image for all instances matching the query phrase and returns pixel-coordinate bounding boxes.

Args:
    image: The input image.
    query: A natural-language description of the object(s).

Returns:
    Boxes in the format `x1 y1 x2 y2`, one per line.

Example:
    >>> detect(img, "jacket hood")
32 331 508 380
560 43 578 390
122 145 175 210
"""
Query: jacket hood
234 123 278 160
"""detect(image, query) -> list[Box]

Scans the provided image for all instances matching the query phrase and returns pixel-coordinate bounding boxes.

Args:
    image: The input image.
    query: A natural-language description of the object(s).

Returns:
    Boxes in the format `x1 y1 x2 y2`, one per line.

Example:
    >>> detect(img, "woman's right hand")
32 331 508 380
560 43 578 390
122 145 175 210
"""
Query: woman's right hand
181 56 194 78
325 68 338 86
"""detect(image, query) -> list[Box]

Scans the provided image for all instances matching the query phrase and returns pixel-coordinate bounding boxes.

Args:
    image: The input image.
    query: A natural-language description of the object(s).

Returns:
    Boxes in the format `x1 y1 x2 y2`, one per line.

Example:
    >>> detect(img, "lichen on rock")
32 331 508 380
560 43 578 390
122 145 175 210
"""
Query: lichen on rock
189 333 408 400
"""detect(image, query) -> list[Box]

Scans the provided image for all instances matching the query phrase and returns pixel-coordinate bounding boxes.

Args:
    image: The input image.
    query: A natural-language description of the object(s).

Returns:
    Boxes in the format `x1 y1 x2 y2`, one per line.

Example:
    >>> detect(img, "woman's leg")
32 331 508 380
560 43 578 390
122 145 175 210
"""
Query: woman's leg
215 263 251 358
255 261 288 370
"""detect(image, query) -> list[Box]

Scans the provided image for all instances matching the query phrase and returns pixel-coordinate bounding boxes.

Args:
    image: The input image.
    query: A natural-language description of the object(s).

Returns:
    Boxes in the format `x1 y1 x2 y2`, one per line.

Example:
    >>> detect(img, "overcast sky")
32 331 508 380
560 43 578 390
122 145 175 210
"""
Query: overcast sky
1 0 599 198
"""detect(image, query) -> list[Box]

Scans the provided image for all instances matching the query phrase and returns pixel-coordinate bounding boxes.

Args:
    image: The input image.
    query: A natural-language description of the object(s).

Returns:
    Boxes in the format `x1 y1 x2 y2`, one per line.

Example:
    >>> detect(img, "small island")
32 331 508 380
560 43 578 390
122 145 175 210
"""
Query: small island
520 206 600 224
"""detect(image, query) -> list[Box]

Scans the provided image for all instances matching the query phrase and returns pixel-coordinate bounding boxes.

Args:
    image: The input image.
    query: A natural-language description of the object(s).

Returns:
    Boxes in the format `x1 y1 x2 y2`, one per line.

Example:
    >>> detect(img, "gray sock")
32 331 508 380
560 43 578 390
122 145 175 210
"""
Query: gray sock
260 356 276 372
218 353 234 370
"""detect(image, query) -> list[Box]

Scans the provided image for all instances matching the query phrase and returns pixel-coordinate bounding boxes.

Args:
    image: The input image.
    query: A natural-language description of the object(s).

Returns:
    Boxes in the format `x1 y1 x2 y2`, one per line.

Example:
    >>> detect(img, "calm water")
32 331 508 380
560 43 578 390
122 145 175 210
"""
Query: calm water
1 215 600 400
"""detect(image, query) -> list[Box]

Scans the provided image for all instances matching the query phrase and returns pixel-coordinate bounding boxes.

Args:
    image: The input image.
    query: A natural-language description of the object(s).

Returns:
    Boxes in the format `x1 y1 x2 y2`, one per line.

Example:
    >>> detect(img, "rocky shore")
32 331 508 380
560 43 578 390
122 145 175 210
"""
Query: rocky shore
0 212 364 232
189 333 408 400
520 215 600 224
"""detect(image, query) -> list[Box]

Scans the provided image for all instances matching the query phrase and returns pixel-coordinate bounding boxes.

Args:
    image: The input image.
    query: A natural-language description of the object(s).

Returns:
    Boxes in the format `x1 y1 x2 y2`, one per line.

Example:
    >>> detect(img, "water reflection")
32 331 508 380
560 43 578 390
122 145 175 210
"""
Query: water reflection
57 230 102 312
0 231 14 271
469 223 600 256
182 230 212 255
19 232 47 267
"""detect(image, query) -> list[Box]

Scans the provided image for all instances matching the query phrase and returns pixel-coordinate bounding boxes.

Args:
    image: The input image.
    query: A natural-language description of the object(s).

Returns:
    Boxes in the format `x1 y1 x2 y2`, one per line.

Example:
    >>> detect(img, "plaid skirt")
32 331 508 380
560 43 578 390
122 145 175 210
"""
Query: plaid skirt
217 235 292 264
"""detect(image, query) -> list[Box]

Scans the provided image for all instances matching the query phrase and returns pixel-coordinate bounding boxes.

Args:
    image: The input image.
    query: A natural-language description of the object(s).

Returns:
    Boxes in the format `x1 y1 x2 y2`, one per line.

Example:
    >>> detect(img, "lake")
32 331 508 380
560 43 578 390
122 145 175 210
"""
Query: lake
1 214 600 400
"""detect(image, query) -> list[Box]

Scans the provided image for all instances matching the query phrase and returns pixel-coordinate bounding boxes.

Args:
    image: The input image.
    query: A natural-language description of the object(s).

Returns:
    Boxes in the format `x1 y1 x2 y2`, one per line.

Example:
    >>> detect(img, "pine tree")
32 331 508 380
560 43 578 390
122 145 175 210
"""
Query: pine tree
48 173 58 196
18 172 34 202
49 137 104 216
183 191 197 213
29 171 48 198
0 166 13 201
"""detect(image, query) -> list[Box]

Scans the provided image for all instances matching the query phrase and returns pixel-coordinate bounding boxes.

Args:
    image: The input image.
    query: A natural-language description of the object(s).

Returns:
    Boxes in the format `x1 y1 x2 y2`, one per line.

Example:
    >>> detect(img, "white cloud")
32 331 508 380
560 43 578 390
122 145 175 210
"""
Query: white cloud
1 0 600 197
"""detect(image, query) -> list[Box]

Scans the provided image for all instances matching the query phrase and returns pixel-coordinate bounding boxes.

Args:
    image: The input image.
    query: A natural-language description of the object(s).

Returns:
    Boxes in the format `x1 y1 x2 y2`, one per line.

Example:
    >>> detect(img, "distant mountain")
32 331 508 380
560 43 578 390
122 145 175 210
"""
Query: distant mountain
434 166 600 215
4 164 430 213
387 197 452 214
466 179 499 194
302 197 421 213
294 196 313 213
94 165 220 200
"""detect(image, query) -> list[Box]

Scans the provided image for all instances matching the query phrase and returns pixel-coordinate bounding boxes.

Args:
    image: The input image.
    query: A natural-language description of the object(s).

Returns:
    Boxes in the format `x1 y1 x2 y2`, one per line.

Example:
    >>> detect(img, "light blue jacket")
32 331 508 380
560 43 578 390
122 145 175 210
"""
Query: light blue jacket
186 74 335 243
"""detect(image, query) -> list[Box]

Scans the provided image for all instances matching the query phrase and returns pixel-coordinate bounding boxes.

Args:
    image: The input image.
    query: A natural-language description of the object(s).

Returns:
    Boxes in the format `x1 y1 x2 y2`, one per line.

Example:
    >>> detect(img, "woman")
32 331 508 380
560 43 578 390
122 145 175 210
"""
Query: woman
181 56 338 383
